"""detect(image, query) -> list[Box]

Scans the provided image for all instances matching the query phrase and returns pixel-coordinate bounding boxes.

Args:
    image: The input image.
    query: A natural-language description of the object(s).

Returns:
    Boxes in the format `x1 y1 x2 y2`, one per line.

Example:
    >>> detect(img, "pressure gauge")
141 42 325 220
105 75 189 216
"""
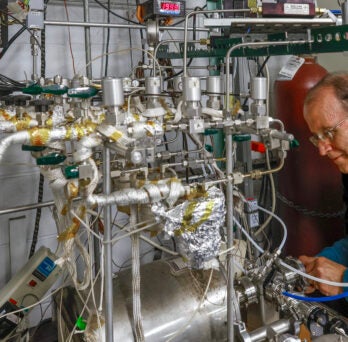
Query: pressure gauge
141 0 185 20
159 1 182 15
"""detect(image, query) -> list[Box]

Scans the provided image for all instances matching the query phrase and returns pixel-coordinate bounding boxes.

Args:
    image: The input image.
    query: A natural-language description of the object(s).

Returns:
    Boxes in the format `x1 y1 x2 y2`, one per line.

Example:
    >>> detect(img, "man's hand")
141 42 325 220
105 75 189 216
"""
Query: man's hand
298 255 346 296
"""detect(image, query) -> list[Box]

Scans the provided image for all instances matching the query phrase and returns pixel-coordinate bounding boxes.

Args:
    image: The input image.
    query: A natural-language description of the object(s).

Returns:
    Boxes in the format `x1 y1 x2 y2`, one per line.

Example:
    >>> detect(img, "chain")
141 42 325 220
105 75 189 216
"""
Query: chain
276 192 345 219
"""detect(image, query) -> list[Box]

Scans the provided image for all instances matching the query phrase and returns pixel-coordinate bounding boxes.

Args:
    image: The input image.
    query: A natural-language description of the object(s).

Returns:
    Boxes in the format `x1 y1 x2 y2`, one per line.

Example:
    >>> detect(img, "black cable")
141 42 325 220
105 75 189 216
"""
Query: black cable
0 26 26 59
257 56 270 77
29 173 45 259
0 9 41 48
40 0 50 78
93 0 139 24
104 0 111 76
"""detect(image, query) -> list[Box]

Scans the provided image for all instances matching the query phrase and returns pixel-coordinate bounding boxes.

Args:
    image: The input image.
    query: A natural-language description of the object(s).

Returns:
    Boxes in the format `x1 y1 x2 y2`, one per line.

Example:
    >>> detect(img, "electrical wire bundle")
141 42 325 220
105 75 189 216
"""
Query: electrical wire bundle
0 74 26 96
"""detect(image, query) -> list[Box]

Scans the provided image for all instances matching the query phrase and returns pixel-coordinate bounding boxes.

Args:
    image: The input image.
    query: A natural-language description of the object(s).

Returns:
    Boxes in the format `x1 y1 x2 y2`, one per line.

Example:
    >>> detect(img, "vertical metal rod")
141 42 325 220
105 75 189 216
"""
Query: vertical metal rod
103 145 114 342
182 9 250 77
225 128 235 342
83 0 92 78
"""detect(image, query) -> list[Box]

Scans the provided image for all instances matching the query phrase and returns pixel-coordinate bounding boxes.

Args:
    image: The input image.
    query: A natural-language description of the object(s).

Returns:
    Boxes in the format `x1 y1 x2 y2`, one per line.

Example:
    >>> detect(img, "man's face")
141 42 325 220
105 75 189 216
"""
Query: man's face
304 87 348 173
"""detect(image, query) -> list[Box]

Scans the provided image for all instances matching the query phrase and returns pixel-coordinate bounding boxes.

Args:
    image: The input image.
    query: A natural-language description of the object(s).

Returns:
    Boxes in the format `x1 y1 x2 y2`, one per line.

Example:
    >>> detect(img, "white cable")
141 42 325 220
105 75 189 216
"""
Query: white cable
165 268 214 342
233 218 264 254
280 260 348 287
254 149 276 236
139 234 179 256
66 270 102 342
82 47 162 78
70 210 102 241
99 243 104 312
0 285 67 321
105 221 158 244
257 205 287 252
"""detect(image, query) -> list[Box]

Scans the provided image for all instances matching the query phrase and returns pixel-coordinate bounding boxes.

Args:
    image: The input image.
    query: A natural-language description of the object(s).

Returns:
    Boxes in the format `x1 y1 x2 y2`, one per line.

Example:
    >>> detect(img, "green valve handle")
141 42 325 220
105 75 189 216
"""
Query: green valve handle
75 316 87 331
68 87 98 98
233 134 251 142
290 139 300 149
22 145 47 152
42 84 69 95
205 144 213 153
22 84 43 95
36 153 66 166
204 129 219 135
63 165 79 179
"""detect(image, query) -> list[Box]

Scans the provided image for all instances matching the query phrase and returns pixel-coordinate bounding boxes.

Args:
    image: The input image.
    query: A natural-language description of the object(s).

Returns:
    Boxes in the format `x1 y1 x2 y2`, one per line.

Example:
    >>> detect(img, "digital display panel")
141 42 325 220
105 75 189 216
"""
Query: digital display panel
159 1 181 15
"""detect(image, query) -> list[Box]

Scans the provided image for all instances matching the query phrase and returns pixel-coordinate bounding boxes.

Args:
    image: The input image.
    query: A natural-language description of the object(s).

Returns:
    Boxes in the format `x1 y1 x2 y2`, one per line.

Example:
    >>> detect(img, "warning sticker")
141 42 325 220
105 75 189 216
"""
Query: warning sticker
278 56 305 80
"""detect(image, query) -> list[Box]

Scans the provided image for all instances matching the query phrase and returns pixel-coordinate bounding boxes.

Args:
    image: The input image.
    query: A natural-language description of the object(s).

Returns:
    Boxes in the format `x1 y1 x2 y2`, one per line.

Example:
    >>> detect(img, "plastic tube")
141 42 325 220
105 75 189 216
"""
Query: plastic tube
279 260 348 287
282 291 348 302
233 218 264 254
257 205 287 252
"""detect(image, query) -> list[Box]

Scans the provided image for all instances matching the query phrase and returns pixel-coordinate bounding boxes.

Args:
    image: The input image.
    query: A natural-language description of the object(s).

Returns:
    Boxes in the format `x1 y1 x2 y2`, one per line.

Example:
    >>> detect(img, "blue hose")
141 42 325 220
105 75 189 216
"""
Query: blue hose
329 9 342 15
282 291 348 302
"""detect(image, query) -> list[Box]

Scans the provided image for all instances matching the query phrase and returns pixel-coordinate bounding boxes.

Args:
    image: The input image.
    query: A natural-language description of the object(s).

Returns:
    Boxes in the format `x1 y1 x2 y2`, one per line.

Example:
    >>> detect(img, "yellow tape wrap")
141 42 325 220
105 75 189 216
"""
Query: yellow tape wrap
30 128 50 146
57 206 86 241
175 199 214 236
14 118 31 131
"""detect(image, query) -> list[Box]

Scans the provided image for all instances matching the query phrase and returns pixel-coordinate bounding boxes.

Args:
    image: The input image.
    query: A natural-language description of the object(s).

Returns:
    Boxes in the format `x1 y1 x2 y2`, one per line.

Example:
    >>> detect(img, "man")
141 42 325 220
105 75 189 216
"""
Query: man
298 72 348 297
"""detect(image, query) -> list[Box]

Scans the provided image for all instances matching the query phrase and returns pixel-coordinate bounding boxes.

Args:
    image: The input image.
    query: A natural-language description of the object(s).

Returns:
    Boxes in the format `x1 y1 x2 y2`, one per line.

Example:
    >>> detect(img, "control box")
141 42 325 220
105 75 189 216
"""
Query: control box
262 0 316 18
142 0 185 20
0 247 62 338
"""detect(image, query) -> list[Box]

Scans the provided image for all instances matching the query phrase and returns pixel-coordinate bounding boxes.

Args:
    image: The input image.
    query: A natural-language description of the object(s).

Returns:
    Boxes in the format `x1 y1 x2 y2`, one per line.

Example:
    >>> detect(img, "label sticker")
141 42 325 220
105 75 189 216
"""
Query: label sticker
278 56 305 80
284 3 309 15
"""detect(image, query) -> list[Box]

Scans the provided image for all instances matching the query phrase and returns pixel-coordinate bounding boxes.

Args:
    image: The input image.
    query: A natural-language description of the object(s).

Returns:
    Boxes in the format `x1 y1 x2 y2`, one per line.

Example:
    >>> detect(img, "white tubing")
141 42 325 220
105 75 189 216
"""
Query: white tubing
0 131 30 161
169 101 183 123
279 260 348 288
202 107 223 119
233 218 264 254
257 205 287 253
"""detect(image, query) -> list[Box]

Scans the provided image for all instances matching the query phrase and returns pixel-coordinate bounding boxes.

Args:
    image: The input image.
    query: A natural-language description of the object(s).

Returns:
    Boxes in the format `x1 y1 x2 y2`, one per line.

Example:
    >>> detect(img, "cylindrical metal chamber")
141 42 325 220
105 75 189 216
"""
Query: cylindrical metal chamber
183 76 201 102
207 76 222 94
251 77 267 100
55 259 227 341
145 76 162 95
102 77 124 107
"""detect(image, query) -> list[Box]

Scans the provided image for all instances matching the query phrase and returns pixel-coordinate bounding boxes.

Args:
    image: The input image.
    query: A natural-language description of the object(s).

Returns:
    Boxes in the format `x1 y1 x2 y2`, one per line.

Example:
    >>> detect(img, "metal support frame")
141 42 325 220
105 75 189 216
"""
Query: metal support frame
103 146 114 342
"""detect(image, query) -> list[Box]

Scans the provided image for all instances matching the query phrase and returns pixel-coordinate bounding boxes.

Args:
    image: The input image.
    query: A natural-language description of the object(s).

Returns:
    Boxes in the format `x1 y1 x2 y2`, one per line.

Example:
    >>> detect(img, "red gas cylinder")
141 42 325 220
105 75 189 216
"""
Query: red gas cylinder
274 56 344 257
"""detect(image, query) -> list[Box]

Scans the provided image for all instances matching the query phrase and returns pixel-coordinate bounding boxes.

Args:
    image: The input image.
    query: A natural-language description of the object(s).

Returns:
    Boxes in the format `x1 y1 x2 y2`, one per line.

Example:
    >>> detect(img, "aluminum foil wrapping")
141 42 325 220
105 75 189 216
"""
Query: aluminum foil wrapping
153 186 225 269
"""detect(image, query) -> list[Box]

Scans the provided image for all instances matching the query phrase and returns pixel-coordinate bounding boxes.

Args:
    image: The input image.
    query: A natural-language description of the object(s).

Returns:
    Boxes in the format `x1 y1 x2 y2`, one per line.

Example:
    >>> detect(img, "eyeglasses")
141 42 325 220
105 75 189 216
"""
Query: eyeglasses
309 117 348 147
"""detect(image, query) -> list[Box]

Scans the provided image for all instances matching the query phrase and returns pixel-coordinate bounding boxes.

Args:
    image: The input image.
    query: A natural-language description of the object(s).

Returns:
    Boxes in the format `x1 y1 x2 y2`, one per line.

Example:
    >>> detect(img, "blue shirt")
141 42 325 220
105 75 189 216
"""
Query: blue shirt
317 237 348 289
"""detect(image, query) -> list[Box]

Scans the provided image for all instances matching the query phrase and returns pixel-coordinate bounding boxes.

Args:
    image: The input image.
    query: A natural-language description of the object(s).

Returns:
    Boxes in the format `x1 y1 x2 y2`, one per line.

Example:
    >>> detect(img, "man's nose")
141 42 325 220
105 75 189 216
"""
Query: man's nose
317 139 333 156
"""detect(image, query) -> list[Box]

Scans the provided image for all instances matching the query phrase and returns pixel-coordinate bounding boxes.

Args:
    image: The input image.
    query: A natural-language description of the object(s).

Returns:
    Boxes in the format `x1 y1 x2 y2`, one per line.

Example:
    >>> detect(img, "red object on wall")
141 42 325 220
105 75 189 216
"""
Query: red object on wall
274 57 344 257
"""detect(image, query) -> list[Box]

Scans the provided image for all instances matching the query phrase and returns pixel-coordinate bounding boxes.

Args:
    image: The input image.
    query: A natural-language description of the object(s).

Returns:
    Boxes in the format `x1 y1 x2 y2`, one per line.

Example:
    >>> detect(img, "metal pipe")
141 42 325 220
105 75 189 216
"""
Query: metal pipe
225 39 309 114
44 20 209 31
83 0 92 78
225 126 235 342
249 318 292 341
0 200 56 215
103 145 114 342
204 17 338 27
153 38 200 75
183 9 251 77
